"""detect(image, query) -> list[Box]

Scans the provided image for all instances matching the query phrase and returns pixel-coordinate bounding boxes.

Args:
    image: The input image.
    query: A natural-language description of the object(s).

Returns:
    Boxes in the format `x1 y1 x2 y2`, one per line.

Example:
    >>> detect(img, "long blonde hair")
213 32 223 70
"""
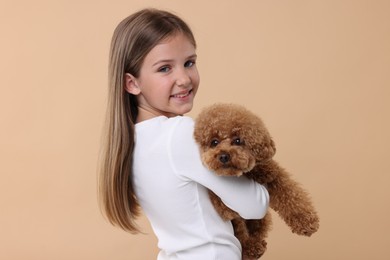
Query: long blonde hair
98 9 196 233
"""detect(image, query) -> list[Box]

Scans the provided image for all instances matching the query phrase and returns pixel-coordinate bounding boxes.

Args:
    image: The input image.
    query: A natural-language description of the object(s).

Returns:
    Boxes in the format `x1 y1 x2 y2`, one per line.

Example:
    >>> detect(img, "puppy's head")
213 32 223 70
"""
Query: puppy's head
194 103 276 176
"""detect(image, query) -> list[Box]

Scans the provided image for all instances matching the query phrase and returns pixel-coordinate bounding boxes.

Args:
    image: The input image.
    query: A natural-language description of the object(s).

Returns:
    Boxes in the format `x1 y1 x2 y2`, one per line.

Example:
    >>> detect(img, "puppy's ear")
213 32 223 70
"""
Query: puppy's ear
258 138 276 162
193 124 207 149
269 139 276 156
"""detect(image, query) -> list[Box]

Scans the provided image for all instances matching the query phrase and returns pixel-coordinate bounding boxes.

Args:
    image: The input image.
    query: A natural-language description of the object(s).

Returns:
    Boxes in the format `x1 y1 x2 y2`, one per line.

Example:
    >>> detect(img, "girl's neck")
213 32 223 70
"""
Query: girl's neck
136 106 159 123
136 106 180 123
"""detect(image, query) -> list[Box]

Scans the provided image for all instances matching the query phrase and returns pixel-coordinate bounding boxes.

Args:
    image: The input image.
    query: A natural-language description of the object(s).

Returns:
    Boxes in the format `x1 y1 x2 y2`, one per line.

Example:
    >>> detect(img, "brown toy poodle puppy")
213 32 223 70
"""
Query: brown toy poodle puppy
194 103 319 259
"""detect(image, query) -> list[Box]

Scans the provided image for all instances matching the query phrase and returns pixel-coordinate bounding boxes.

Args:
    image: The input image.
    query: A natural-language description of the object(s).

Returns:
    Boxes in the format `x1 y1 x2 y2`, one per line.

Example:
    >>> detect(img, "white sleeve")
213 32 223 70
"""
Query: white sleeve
168 117 269 219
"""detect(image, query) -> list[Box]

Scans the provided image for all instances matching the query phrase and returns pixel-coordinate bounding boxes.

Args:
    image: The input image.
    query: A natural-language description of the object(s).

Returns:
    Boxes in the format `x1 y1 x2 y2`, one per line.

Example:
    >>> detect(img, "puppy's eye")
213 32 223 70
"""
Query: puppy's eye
232 137 243 146
210 139 219 148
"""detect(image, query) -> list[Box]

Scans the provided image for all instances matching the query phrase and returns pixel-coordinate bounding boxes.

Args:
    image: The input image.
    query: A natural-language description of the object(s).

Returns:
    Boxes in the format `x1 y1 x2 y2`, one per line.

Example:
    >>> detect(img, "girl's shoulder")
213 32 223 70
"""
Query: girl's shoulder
171 115 194 126
135 116 195 138
167 116 195 136
157 115 195 130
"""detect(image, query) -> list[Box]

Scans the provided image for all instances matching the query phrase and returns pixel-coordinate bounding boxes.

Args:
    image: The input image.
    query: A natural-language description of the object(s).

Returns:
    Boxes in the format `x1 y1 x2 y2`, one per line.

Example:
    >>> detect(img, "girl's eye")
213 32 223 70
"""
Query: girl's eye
158 66 170 73
210 139 219 148
232 137 243 146
184 60 195 68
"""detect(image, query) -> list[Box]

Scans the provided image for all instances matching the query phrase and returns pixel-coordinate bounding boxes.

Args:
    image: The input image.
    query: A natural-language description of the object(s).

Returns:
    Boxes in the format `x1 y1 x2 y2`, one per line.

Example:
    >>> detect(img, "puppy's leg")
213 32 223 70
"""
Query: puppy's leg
231 218 250 257
241 212 272 259
209 190 269 259
265 161 320 236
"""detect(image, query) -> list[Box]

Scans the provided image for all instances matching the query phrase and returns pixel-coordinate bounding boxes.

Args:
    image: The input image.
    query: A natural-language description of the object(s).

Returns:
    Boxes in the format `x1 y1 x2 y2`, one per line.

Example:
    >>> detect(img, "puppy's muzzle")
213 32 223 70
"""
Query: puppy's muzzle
219 153 230 164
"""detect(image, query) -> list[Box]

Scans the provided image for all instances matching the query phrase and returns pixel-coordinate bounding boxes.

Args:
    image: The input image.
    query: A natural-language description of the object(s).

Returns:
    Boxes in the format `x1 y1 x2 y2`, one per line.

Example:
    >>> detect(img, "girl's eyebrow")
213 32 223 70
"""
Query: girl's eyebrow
188 54 198 61
152 54 197 67
187 54 197 60
152 59 174 67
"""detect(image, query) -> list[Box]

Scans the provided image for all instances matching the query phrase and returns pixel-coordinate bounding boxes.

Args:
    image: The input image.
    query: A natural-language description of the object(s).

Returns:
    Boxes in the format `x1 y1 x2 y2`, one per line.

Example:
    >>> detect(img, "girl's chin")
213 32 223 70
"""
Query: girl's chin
169 96 195 112
168 104 194 117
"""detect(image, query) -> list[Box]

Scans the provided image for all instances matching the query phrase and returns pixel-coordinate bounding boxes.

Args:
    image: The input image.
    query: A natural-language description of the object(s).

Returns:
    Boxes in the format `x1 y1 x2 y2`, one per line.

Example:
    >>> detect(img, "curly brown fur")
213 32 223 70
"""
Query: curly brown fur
194 103 319 259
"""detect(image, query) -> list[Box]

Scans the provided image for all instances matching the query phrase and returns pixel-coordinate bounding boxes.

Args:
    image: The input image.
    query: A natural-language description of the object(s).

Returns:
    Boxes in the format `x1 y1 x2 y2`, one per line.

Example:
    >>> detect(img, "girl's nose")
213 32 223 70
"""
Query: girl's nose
175 69 191 87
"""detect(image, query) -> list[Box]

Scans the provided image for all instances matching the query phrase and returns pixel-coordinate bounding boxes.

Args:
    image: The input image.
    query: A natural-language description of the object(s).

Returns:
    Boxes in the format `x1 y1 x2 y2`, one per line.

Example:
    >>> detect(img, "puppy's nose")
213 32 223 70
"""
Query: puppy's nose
219 153 230 164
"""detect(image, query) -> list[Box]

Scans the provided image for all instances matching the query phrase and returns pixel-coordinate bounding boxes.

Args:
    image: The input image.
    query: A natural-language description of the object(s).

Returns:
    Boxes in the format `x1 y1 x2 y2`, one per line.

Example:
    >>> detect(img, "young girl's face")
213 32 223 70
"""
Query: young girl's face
126 33 199 120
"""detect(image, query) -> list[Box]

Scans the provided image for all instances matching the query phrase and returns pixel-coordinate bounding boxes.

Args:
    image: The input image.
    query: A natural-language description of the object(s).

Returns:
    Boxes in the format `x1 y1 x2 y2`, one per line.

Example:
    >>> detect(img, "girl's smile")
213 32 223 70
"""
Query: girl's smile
170 89 193 100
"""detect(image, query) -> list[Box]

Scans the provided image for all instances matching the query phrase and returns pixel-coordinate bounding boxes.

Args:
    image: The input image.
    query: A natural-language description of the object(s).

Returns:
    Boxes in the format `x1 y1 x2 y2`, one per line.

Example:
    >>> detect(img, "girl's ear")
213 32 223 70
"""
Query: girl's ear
124 73 141 95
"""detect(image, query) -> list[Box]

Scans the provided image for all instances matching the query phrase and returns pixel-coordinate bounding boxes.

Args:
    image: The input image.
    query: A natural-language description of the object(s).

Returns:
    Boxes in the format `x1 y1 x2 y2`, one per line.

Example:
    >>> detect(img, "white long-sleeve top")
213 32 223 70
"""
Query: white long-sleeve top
133 116 269 260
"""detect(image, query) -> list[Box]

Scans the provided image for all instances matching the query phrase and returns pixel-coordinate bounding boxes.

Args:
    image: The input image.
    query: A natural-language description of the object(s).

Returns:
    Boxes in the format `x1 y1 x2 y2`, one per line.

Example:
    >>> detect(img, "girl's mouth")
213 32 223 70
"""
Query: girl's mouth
170 89 192 98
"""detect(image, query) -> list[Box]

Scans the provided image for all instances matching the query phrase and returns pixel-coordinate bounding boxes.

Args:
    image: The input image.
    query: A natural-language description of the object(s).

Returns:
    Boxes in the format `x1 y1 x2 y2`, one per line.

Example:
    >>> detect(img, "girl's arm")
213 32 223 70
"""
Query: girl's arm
168 117 269 219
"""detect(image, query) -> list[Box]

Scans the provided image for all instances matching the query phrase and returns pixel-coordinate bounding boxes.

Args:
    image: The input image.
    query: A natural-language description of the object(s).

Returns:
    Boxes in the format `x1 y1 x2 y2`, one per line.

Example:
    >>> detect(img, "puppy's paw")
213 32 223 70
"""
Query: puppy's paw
242 239 267 260
289 212 320 236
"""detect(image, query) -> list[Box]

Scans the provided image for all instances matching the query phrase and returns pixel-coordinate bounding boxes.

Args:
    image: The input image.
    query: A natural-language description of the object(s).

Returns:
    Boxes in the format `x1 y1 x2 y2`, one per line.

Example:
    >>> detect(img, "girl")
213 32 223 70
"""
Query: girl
99 8 269 260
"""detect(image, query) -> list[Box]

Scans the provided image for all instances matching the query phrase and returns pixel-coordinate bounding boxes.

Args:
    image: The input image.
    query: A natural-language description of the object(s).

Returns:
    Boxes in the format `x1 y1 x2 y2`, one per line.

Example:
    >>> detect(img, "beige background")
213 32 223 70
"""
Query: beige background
1 0 389 259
